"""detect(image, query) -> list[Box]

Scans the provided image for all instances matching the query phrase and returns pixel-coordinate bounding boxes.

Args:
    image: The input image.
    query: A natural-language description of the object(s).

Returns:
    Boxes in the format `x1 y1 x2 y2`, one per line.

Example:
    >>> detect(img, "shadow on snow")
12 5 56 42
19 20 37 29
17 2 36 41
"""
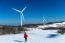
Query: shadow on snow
47 34 59 38
14 40 25 42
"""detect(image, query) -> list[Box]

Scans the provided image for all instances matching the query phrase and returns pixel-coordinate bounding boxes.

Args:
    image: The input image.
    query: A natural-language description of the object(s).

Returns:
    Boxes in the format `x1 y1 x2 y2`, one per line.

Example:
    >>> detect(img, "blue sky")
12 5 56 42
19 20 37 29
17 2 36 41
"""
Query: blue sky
0 0 65 25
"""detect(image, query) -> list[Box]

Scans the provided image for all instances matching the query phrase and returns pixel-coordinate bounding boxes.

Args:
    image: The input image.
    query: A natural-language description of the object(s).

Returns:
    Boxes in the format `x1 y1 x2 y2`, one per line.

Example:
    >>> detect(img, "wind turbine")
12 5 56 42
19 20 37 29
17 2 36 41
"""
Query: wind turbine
43 16 46 25
12 7 26 27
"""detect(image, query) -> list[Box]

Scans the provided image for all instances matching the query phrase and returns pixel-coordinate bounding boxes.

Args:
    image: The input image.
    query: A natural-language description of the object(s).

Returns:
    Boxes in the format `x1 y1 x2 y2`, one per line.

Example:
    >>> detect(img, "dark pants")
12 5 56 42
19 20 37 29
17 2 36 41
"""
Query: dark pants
25 38 27 42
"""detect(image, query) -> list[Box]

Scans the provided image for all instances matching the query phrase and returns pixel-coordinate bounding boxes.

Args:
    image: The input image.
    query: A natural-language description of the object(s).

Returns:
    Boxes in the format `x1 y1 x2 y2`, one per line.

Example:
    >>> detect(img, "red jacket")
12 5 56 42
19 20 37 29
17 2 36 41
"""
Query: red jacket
24 33 28 38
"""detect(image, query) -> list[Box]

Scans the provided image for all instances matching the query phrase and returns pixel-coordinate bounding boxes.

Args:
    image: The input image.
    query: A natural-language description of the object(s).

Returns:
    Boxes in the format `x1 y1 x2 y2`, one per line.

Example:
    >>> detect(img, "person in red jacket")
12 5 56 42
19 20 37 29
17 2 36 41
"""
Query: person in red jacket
24 32 28 42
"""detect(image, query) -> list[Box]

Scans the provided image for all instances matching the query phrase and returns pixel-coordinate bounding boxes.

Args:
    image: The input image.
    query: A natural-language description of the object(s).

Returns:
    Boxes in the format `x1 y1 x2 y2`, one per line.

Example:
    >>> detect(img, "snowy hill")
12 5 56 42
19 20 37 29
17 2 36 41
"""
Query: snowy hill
0 29 65 43
37 22 65 30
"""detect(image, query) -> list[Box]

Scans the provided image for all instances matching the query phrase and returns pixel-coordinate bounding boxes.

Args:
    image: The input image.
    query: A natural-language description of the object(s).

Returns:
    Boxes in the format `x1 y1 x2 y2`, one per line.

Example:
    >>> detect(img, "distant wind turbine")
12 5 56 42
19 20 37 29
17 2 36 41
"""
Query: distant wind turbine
12 7 27 27
43 16 46 25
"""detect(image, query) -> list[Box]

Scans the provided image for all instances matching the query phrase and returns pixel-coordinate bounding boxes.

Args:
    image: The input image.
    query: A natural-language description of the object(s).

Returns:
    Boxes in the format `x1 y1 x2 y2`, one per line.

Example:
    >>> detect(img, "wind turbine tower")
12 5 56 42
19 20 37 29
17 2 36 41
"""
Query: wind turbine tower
12 7 26 27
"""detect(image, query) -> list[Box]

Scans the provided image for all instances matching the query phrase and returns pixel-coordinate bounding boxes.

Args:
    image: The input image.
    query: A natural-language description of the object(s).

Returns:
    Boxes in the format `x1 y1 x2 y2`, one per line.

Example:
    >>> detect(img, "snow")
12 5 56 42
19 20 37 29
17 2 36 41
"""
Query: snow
37 22 65 29
0 29 65 43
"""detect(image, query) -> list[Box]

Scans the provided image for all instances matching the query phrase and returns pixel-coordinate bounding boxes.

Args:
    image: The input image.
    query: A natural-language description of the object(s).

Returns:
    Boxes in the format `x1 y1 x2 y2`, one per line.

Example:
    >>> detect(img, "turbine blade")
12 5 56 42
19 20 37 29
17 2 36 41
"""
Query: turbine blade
22 13 25 22
12 8 21 13
21 7 26 12
23 15 25 22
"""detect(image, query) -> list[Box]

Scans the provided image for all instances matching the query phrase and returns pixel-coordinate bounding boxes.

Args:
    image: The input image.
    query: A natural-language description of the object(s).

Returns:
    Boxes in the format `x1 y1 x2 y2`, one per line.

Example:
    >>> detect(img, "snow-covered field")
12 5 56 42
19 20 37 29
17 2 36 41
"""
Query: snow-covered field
0 29 65 43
